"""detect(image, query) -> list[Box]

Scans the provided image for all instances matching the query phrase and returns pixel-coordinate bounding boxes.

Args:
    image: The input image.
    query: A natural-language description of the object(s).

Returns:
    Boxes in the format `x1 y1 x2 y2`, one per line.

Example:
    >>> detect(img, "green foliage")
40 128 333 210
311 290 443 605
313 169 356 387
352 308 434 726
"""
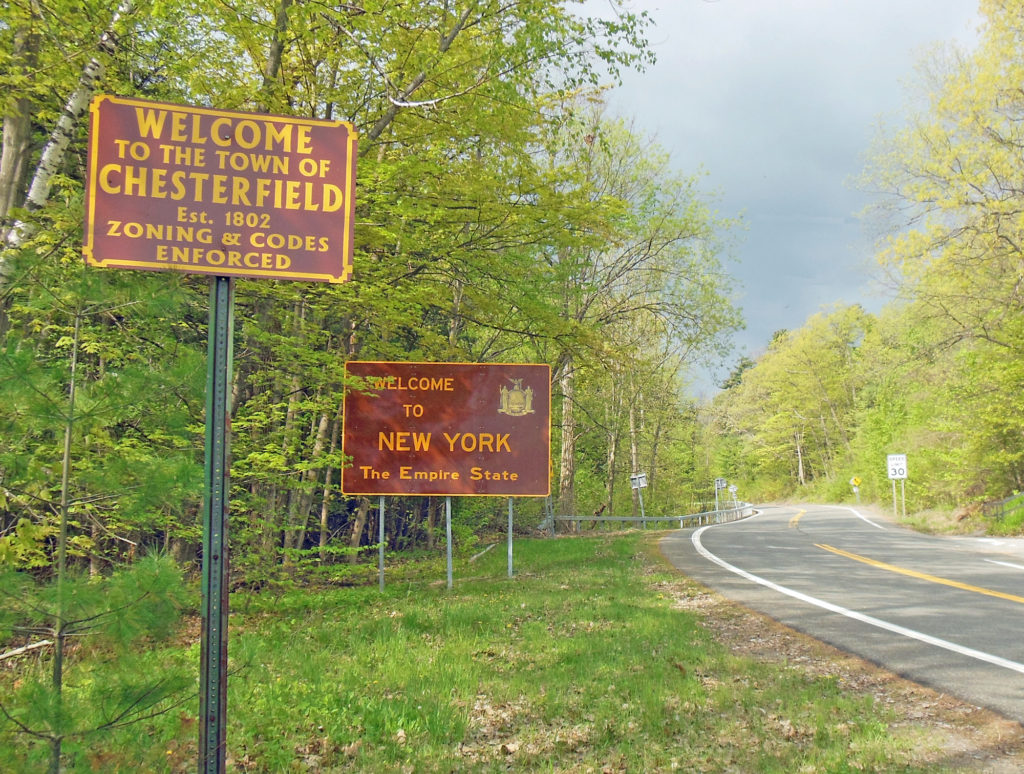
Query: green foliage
0 555 191 768
1 261 206 572
991 507 1024 535
2 553 187 649
711 305 870 500
0 517 57 567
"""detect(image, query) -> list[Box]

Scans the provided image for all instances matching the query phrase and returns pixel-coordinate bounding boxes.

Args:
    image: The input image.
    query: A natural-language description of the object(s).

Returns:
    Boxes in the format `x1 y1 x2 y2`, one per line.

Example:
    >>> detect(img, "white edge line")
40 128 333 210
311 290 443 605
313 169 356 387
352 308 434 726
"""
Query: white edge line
986 559 1024 572
835 505 887 530
691 524 1024 676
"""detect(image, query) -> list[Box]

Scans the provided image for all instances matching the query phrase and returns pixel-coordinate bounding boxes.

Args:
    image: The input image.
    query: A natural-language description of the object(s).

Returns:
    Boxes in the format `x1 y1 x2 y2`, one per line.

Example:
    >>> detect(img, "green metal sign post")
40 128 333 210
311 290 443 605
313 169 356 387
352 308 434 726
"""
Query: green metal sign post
199 276 233 773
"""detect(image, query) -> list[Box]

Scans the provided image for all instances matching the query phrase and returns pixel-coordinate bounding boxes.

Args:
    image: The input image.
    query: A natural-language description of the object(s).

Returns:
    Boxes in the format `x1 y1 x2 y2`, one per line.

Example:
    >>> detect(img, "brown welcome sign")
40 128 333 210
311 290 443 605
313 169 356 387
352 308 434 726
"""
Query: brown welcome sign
84 95 357 283
342 361 551 497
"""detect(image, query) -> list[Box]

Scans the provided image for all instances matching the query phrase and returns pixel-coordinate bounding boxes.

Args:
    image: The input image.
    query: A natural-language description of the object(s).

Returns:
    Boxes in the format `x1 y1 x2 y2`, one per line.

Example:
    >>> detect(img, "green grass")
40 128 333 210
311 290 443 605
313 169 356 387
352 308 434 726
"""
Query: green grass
3 534 938 772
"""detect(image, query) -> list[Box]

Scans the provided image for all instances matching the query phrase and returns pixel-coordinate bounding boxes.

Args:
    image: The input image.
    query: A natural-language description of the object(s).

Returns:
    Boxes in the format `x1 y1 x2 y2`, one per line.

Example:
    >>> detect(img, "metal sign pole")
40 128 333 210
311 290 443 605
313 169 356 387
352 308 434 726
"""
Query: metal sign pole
507 498 513 578
901 479 906 519
892 479 897 518
638 487 646 529
199 276 233 774
446 497 453 589
378 496 385 592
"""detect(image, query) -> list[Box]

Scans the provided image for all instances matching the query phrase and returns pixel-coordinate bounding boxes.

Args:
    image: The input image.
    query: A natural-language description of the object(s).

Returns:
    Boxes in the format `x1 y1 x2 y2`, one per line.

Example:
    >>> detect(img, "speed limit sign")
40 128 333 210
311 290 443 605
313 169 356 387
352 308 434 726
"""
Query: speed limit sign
887 454 907 480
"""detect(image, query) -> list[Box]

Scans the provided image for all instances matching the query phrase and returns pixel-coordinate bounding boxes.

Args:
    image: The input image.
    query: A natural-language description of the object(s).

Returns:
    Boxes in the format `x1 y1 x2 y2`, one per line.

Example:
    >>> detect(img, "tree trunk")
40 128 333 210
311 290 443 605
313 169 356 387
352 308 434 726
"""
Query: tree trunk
261 0 293 103
294 410 331 552
648 415 662 495
169 536 195 565
795 433 806 486
318 410 342 563
277 300 306 556
603 376 621 516
0 26 38 238
278 373 303 554
629 402 640 517
818 413 835 479
347 496 371 563
90 522 100 578
261 484 281 557
426 497 438 550
0 1 135 294
449 278 464 347
557 356 577 528
605 426 618 518
51 308 83 774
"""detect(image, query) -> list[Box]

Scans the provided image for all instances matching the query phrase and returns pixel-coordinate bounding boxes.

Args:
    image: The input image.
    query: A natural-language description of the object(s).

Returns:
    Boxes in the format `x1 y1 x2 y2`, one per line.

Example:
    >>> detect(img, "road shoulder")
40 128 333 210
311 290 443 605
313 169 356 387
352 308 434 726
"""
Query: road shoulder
654 565 1024 772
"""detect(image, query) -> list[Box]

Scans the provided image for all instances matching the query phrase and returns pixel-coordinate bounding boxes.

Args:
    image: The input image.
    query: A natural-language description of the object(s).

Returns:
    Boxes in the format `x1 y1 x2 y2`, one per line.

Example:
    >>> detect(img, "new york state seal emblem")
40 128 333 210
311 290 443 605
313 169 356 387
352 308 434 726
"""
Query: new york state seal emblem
498 378 534 417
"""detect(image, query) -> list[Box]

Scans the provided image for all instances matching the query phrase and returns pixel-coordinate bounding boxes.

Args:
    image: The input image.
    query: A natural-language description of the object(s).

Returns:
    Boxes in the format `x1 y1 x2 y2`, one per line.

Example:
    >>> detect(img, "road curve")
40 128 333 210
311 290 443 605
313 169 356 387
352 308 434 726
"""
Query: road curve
660 504 1024 724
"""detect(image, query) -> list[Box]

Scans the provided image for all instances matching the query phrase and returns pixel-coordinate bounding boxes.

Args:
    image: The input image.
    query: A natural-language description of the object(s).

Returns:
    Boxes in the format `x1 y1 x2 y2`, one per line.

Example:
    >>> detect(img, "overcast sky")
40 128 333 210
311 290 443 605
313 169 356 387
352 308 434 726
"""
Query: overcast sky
585 0 981 395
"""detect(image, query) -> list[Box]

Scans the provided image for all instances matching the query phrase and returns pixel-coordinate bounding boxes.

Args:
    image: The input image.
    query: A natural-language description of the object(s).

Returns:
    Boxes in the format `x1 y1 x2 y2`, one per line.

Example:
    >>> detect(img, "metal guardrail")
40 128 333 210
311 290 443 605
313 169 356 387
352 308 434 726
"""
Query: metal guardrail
981 492 1024 521
545 503 754 534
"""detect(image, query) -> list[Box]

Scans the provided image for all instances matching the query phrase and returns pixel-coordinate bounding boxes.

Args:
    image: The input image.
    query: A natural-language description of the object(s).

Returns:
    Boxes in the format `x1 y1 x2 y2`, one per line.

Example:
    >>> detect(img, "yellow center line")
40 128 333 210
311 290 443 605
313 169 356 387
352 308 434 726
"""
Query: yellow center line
788 509 806 528
816 543 1024 605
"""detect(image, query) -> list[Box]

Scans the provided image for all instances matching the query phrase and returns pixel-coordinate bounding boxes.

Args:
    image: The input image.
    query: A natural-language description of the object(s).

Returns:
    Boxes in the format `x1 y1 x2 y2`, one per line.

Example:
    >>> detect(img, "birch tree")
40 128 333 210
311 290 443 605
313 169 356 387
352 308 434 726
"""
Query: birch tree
0 1 135 292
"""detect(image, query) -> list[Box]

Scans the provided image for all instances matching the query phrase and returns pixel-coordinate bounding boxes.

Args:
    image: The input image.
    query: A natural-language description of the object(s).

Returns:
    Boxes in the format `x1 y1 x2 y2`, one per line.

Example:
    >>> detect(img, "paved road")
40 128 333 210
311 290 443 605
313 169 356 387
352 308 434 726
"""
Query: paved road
660 504 1024 724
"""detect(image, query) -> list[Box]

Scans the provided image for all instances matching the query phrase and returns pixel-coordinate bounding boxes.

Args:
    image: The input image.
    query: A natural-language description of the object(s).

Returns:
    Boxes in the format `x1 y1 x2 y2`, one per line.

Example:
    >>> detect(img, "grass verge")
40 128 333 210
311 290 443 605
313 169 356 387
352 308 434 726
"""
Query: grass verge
1 533 982 771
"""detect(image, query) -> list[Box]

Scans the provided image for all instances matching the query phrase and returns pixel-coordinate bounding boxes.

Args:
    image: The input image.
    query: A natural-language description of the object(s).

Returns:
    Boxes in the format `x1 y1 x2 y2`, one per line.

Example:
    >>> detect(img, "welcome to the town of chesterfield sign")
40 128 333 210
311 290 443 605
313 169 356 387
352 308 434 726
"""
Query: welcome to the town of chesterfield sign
84 94 357 283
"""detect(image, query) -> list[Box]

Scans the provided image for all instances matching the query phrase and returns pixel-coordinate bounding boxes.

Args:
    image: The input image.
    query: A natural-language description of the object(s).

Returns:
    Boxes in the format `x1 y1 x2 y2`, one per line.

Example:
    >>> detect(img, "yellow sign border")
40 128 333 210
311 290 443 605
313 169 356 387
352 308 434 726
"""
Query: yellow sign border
83 94 357 284
342 360 552 497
